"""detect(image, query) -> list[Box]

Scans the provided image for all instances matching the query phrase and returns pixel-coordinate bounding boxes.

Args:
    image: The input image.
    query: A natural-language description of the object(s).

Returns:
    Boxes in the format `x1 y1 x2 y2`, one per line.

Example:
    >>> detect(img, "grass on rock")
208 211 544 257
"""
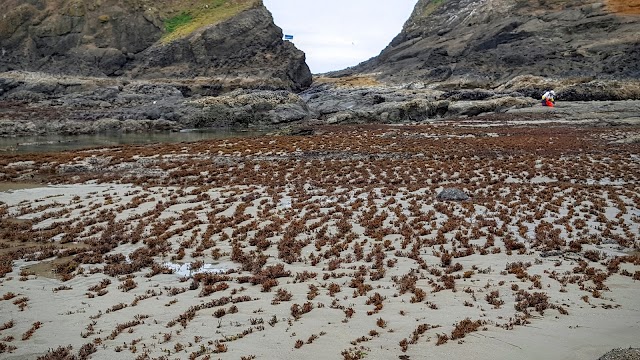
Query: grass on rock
161 0 261 43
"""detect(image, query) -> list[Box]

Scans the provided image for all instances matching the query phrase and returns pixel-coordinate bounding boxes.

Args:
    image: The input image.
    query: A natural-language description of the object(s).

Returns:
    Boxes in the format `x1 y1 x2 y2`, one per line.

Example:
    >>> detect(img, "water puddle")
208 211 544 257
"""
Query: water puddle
0 182 47 192
0 128 265 154
21 256 76 279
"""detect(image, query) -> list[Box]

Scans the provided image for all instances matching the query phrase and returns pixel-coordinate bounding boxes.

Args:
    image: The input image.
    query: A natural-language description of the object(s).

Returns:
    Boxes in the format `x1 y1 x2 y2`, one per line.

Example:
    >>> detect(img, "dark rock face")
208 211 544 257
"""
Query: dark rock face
343 0 640 86
0 0 164 76
0 0 311 91
132 6 311 91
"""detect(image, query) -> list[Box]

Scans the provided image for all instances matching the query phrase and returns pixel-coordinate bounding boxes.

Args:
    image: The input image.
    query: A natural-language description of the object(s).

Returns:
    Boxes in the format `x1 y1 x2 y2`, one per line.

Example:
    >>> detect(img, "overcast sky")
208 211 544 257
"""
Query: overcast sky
263 0 418 74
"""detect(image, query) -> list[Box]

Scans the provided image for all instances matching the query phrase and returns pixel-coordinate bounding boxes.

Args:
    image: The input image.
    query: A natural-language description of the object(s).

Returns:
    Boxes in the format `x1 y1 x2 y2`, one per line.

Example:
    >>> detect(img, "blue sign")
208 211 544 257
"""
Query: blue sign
284 34 294 40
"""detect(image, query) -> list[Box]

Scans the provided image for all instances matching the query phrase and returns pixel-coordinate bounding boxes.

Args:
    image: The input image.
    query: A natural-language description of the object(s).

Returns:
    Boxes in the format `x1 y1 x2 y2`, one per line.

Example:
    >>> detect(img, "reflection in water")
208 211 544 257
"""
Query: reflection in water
0 129 265 154
0 182 44 192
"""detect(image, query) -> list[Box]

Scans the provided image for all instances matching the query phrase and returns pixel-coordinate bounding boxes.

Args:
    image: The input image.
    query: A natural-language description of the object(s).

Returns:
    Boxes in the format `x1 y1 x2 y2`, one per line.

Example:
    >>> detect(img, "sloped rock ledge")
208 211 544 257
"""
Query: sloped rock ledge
1 72 640 137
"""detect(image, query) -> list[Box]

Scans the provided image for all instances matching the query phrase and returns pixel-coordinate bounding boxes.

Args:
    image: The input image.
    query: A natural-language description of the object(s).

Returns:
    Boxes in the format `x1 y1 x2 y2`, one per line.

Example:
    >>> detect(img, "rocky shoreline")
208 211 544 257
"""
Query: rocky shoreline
1 71 639 138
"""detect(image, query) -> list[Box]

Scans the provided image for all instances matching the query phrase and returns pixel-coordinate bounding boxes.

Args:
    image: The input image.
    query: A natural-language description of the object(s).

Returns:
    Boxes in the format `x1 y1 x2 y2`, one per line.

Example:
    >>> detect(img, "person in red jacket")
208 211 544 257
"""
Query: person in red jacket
541 90 556 107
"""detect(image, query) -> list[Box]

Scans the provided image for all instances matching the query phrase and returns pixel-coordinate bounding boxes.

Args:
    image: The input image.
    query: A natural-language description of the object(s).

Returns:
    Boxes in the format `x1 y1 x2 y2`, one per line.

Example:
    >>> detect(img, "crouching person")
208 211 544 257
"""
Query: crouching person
541 90 556 107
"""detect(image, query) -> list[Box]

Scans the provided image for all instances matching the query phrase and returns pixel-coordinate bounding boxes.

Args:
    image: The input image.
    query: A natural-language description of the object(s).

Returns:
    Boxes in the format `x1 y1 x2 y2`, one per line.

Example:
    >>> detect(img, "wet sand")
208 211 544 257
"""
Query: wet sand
0 122 638 359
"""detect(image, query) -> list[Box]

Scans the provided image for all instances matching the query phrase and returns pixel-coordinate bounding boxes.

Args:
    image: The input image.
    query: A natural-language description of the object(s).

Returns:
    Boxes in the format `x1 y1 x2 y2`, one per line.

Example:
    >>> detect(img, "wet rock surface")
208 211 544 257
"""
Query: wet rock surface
0 72 318 135
1 71 640 137
507 100 640 125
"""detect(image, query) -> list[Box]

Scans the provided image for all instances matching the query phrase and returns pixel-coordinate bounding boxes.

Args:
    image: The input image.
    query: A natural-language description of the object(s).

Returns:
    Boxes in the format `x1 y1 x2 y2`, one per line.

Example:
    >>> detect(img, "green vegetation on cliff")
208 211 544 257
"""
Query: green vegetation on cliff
421 0 446 18
161 0 261 42
165 12 194 33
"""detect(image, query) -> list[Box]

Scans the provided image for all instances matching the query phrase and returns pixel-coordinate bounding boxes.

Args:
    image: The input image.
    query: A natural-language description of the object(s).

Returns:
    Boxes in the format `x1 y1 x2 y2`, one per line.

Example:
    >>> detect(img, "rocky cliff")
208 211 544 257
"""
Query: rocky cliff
297 0 640 127
341 0 640 87
0 0 311 91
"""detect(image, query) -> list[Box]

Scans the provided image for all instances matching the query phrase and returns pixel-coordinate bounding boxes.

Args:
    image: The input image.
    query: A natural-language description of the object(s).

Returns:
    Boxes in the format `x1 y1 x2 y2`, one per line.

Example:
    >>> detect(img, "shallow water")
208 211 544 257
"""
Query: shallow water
0 182 45 192
0 128 264 154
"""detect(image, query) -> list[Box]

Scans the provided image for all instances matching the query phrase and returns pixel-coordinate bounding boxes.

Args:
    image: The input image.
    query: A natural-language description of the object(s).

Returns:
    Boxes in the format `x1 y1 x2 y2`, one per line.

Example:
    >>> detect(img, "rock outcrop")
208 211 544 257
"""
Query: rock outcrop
1 0 640 136
0 0 311 91
338 0 640 87
0 71 314 134
301 0 640 126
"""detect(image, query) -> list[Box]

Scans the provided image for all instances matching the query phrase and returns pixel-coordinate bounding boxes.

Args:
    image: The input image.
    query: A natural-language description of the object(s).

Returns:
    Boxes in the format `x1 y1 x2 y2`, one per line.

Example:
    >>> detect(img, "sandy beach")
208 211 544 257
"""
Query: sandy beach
0 120 638 359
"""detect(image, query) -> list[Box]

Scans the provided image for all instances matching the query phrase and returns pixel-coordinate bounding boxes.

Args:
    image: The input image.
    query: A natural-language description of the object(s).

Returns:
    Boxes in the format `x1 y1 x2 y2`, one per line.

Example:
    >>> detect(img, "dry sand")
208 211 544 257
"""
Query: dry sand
0 122 638 360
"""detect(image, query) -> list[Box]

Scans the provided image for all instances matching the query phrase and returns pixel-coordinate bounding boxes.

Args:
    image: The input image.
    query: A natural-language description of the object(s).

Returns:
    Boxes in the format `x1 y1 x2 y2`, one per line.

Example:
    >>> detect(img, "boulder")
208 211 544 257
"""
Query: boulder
436 188 470 201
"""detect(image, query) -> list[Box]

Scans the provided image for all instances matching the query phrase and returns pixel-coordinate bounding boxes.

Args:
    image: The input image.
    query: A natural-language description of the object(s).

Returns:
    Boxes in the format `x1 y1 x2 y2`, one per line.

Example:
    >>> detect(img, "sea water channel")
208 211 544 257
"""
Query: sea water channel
0 128 265 154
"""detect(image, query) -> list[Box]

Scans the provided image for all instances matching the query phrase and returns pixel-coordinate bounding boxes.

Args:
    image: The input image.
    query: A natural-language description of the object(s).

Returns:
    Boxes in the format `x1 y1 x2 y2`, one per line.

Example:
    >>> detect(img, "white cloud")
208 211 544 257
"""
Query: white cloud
263 0 418 74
